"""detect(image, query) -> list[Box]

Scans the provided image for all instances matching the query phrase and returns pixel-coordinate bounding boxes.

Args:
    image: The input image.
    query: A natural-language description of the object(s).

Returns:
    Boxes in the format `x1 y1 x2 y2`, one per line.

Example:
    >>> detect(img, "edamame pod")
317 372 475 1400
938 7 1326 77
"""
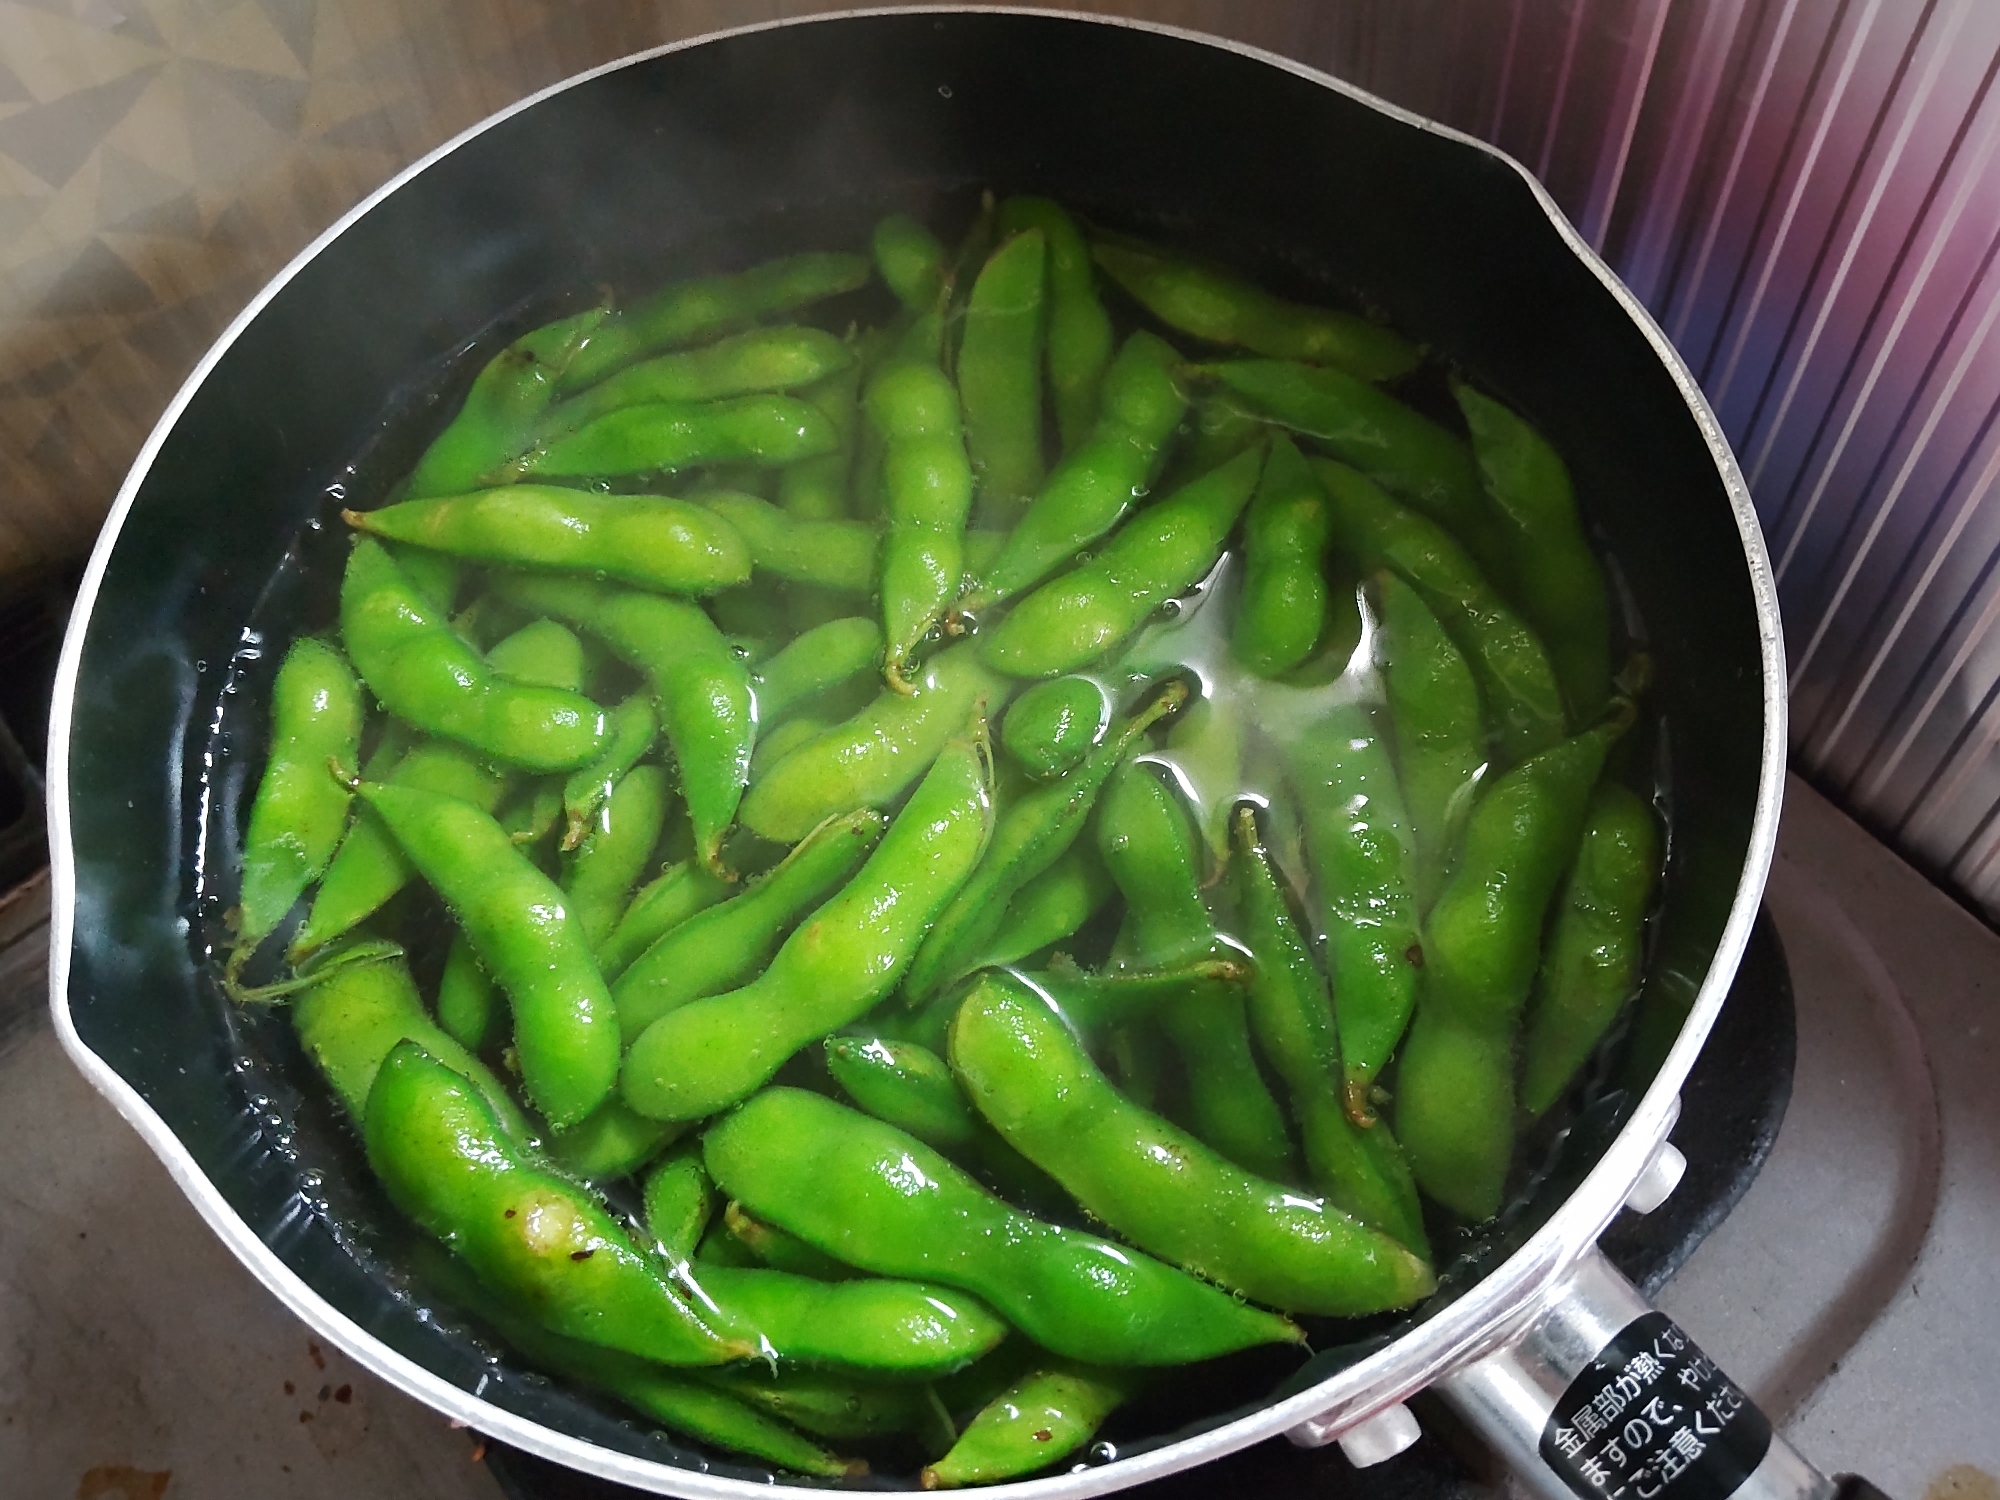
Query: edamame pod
365 1043 753 1365
958 229 1047 521
740 640 1008 844
484 618 588 692
778 349 865 523
1233 435 1332 677
1208 360 1512 588
692 1265 1008 1379
1374 569 1485 910
347 489 750 597
1454 381 1612 725
705 1088 1302 1364
407 306 606 497
557 250 871 393
1093 240 1418 380
643 1143 716 1264
613 808 886 1043
292 946 526 1139
995 196 1114 450
869 359 975 689
904 681 1185 1004
561 694 659 852
1312 459 1567 764
625 729 993 1121
292 738 511 959
341 540 607 773
1096 760 1295 1181
967 331 1187 608
494 574 753 876
596 861 732 981
923 1363 1138 1488
750 716 830 778
959 843 1114 977
1233 809 1427 1253
1398 712 1624 1218
359 781 620 1128
517 395 837 479
981 446 1261 678
949 975 1435 1316
434 932 497 1052
999 675 1111 780
693 493 877 593
705 1365 937 1443
826 1033 980 1150
875 213 949 312
722 1202 854 1282
541 325 852 436
1018 953 1253 1039
751 617 884 725
1281 699 1421 1116
562 764 673 951
236 637 363 950
1519 783 1659 1120
547 1098 682 1183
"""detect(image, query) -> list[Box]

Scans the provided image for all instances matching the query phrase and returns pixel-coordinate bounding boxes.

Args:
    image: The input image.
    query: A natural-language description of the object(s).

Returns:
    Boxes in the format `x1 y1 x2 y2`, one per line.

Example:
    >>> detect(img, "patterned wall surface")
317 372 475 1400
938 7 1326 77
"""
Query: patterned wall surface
7 0 2000 916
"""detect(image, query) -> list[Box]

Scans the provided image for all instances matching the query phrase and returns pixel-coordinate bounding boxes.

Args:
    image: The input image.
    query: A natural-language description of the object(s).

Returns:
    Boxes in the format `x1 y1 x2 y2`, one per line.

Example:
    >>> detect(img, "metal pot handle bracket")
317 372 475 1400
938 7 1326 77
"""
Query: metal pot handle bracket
1290 1096 1892 1500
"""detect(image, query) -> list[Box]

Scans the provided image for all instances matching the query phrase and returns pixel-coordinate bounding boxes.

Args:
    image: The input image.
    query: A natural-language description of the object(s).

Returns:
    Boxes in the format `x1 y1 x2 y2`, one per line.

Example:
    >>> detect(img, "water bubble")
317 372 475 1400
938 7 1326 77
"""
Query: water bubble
938 83 954 98
326 483 347 501
1090 1441 1118 1463
195 659 208 672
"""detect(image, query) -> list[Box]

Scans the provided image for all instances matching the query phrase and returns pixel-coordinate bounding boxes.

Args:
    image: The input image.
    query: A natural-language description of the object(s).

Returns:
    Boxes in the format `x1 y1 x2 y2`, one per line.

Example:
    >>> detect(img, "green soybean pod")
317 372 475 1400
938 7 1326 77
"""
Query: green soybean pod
1164 390 1266 491
703 1365 936 1443
411 1241 858 1478
750 716 831 779
484 618 587 691
1399 714 1623 1219
644 1143 717 1263
826 1033 979 1151
705 1087 1302 1364
407 306 607 497
981 446 1262 679
1233 808 1427 1254
959 229 1047 523
492 574 752 876
547 1098 682 1184
358 782 620 1128
965 330 1188 609
778 353 866 522
1519 782 1659 1121
869 359 975 690
1096 760 1295 1182
923 1363 1138 1489
690 1265 1008 1379
341 540 607 773
292 947 526 1140
949 974 1435 1316
1312 458 1567 764
596 861 732 981
540 325 853 436
1234 434 1332 677
1374 569 1486 911
721 1202 855 1281
557 250 872 394
562 764 673 952
623 730 993 1122
999 675 1112 780
347 489 750 598
1453 380 1613 725
434 932 497 1053
693 492 877 594
751 616 884 725
1093 239 1418 379
236 637 364 951
996 197 1115 450
366 1043 755 1365
517 395 837 480
1281 699 1421 1114
958 843 1115 977
739 640 1009 844
561 694 659 853
874 213 949 312
612 808 887 1043
291 739 512 960
1207 359 1513 589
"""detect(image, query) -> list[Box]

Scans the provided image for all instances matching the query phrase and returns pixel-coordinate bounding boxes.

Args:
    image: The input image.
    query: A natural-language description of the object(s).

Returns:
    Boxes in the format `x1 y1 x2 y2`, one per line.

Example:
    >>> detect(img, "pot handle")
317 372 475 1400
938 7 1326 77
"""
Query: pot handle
1436 1246 1885 1500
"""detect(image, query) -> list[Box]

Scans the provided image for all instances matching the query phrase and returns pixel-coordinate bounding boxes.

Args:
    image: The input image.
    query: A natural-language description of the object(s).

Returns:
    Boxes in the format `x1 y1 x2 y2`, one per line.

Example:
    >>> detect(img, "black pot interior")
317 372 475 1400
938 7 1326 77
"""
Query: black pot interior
61 12 1768 1489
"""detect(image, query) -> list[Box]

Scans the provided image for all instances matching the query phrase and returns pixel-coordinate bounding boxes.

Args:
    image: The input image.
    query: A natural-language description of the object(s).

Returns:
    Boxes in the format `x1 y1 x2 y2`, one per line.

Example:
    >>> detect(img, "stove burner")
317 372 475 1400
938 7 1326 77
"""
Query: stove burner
483 911 1796 1500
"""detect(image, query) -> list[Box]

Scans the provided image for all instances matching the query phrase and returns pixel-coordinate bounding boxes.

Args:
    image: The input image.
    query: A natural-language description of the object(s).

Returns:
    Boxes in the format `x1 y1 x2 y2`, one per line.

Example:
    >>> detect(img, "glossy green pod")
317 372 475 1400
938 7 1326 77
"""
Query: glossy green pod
541 325 853 436
691 1265 1008 1379
958 229 1047 521
595 860 732 982
694 492 879 594
999 675 1112 780
1233 435 1332 677
561 764 673 953
922 1363 1138 1488
995 196 1115 450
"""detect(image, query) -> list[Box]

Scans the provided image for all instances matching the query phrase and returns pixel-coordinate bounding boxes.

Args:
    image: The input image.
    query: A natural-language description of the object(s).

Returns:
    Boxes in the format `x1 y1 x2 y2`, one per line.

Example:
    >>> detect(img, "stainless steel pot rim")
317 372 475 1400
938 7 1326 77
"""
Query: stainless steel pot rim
44 8 1789 1496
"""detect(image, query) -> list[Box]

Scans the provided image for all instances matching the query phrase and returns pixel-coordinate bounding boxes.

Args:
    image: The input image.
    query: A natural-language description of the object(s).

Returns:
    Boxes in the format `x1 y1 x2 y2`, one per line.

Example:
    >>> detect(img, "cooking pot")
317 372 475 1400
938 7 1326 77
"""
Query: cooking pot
46 9 1855 1499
